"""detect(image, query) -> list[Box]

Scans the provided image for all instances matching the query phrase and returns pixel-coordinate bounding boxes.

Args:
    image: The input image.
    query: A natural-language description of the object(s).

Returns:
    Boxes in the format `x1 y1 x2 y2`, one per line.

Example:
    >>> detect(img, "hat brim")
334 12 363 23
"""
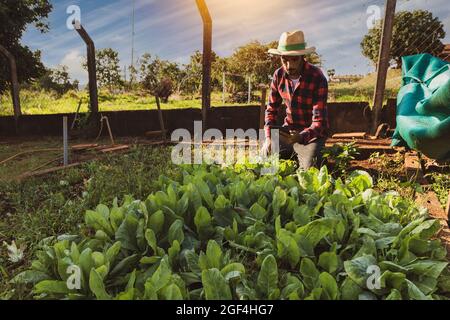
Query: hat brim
268 47 316 56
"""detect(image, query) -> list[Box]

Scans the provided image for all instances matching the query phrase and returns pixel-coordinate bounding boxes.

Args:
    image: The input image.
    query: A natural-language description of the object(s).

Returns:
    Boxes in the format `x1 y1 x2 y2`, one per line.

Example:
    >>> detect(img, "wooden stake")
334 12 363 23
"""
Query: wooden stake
372 0 397 135
195 0 212 130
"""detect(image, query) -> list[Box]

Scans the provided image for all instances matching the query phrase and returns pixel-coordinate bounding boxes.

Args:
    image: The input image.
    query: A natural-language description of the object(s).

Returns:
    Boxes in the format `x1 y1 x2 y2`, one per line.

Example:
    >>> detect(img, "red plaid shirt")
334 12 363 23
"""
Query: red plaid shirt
265 60 329 143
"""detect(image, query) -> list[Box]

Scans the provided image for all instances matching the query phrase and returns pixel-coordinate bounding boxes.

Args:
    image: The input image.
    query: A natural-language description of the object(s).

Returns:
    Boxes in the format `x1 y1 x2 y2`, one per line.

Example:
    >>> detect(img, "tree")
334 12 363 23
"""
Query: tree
139 53 180 102
0 0 52 94
361 10 446 67
84 48 123 91
35 65 78 95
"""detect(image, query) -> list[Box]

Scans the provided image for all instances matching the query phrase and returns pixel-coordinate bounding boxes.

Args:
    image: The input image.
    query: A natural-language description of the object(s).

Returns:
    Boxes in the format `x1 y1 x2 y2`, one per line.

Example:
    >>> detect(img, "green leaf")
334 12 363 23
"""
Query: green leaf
318 251 340 274
34 280 71 295
300 258 320 290
149 210 165 236
194 206 213 238
293 205 311 226
296 218 334 247
115 214 139 251
272 187 287 216
406 279 432 300
410 220 441 240
202 269 232 300
221 263 246 281
159 283 183 300
277 229 301 268
257 255 278 299
89 269 111 300
249 203 267 220
386 289 402 300
149 257 172 292
205 240 223 269
85 210 114 237
380 271 406 291
145 229 158 254
319 272 339 300
194 177 214 209
341 278 363 300
12 270 51 285
168 220 185 246
406 260 448 279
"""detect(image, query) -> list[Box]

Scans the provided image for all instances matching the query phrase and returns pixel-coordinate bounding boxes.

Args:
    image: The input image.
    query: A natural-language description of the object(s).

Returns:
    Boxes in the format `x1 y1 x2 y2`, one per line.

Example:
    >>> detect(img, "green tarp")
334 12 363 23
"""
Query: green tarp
391 53 450 160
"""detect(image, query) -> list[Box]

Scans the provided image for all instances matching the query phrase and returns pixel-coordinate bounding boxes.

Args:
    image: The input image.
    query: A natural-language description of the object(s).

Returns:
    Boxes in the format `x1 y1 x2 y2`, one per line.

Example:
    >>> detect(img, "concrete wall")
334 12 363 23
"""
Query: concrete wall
0 102 397 137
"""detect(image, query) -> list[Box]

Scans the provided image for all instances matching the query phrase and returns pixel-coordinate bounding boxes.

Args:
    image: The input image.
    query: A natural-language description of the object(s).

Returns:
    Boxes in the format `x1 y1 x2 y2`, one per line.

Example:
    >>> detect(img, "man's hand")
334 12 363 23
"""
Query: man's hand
280 130 306 145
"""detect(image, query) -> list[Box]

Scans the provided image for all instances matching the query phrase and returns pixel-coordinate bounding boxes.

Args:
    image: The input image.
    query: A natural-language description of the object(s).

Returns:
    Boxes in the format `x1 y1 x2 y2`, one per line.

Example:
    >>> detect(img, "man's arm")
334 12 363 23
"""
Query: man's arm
265 71 283 139
299 75 329 144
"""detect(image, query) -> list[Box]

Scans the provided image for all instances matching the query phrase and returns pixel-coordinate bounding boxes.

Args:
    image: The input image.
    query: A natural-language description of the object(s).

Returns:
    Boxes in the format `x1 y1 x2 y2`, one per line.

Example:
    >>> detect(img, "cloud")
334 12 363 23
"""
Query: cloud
60 49 87 83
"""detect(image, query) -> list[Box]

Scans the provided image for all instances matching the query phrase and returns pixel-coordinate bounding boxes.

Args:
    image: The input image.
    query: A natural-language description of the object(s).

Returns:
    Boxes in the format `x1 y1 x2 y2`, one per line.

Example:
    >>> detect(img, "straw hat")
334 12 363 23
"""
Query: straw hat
268 30 316 56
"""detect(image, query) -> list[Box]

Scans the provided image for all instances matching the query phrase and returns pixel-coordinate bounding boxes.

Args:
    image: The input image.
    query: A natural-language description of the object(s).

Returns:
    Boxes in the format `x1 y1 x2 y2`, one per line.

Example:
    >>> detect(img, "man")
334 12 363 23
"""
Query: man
263 30 329 170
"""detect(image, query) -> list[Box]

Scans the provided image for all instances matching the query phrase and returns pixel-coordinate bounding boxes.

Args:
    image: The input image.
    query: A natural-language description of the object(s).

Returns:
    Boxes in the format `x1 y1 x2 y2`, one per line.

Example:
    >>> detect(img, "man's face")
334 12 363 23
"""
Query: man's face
281 55 303 77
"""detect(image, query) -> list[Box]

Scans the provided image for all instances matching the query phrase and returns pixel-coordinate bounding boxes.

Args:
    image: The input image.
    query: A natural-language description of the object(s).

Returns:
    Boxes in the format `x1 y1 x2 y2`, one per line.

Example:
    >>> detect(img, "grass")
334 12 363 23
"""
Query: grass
0 69 403 116
329 69 402 103
0 90 256 116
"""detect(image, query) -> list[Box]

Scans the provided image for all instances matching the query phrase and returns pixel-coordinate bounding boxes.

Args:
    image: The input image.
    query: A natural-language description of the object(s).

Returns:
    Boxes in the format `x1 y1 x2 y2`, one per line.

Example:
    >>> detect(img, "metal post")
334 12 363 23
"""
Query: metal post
372 0 397 135
0 44 21 129
73 21 99 114
195 0 212 130
63 116 69 166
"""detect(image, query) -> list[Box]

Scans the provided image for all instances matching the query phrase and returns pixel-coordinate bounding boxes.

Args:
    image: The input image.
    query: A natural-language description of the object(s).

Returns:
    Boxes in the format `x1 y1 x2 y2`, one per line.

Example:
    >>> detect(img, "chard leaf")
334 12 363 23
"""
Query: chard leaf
319 272 339 300
257 255 278 299
115 214 139 251
296 218 334 248
89 269 111 300
168 220 185 246
300 258 320 290
202 268 232 300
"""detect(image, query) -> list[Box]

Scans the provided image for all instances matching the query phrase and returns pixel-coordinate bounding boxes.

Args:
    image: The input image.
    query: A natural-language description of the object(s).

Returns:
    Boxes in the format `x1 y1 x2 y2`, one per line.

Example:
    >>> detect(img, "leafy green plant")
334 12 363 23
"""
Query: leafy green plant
13 162 450 300
322 142 360 176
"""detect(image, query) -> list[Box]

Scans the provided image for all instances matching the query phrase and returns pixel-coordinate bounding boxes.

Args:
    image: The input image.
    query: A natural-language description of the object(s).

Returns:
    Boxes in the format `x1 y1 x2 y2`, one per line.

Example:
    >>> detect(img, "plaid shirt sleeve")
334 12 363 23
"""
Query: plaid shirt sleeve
264 70 282 139
300 74 329 144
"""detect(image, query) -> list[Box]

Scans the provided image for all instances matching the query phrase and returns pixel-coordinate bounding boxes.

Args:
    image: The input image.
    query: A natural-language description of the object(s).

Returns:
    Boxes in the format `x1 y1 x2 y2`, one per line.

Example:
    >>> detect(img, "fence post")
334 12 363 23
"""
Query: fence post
73 21 99 115
63 116 69 166
372 0 397 135
195 0 212 130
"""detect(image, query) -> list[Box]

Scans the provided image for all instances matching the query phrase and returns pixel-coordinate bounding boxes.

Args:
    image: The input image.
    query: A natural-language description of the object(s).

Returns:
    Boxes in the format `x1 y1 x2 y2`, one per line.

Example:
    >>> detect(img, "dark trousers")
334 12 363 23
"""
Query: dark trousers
279 138 327 170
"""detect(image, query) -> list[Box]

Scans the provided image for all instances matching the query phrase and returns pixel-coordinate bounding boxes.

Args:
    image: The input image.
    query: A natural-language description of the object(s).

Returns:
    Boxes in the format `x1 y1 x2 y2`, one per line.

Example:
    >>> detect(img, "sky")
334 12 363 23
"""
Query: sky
22 0 450 84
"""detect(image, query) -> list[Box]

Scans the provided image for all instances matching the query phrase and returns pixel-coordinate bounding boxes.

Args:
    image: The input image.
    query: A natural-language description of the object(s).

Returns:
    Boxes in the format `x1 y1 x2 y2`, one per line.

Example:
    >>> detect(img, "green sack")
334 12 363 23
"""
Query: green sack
391 53 450 160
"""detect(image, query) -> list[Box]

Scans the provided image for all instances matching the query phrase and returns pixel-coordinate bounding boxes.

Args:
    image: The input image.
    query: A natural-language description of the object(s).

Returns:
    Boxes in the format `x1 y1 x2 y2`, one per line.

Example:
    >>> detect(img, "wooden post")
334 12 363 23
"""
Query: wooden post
259 86 268 131
371 0 397 135
0 44 21 129
63 116 69 166
73 21 99 115
195 0 212 130
155 96 167 142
